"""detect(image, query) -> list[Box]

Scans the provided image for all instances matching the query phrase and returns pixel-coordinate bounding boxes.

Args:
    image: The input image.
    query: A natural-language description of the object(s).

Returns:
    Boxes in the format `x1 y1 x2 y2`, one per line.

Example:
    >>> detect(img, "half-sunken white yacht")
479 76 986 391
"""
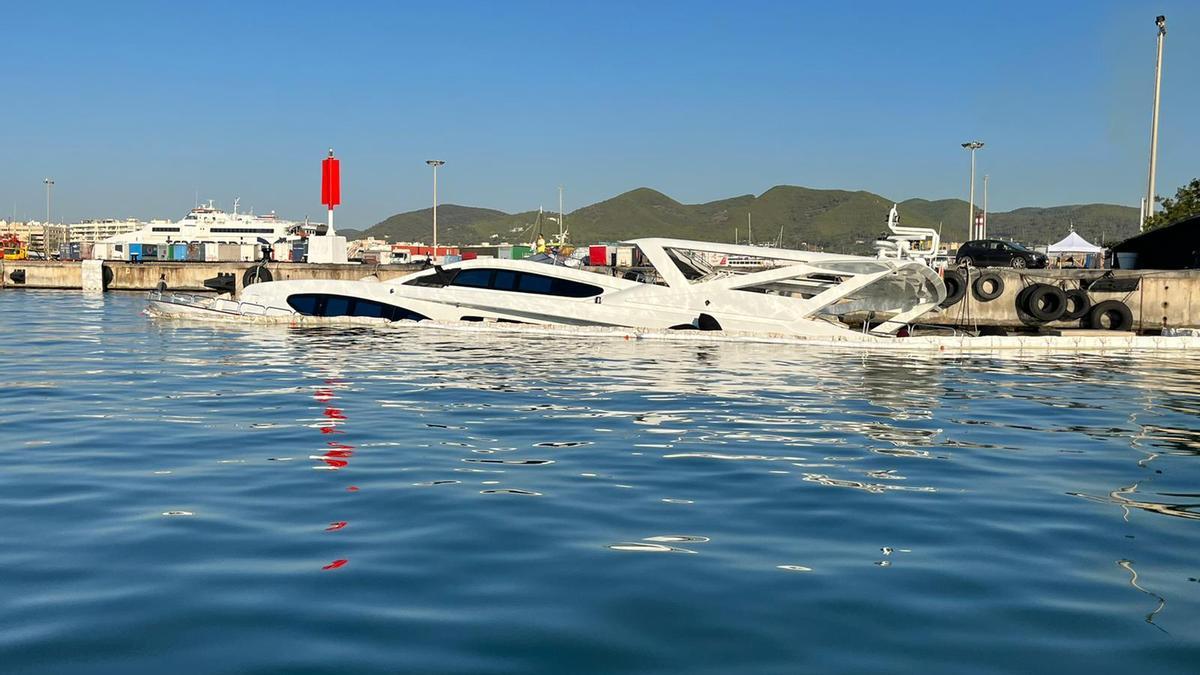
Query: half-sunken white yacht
150 237 944 339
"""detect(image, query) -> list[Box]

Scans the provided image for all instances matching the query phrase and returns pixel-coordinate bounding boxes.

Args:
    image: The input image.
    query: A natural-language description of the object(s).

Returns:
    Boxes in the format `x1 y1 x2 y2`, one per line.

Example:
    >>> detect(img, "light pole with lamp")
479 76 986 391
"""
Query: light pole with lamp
1142 15 1166 231
982 174 989 239
426 160 445 263
43 178 55 258
961 141 984 240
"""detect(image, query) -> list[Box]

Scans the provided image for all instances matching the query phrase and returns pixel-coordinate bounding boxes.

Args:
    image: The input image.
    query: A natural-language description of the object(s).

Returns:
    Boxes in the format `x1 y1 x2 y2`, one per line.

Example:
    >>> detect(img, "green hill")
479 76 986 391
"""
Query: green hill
360 186 1140 253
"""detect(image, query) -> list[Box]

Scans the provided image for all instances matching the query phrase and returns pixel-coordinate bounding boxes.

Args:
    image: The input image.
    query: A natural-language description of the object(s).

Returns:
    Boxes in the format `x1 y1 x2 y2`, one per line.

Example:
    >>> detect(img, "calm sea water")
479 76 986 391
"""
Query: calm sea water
2 290 1199 674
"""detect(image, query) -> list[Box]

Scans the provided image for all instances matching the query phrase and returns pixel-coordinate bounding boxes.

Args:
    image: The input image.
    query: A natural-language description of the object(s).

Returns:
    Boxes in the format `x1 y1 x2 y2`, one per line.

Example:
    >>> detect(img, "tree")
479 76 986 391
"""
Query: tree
1145 178 1200 231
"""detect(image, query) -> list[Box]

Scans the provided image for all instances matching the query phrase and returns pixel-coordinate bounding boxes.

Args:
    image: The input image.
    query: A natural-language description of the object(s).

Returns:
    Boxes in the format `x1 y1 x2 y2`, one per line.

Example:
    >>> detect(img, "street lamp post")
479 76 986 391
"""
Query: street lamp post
43 178 54 258
1143 15 1167 231
961 141 984 240
425 160 445 263
983 174 989 239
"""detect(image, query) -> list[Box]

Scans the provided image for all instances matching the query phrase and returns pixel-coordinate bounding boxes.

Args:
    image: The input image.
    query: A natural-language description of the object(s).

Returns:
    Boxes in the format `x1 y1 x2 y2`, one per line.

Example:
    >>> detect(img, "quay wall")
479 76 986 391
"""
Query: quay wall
917 268 1200 331
0 260 424 293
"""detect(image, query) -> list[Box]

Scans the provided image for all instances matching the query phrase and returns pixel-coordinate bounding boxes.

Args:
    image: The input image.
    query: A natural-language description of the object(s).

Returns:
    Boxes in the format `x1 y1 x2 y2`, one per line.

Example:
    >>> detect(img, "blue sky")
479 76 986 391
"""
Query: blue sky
4 1 1196 228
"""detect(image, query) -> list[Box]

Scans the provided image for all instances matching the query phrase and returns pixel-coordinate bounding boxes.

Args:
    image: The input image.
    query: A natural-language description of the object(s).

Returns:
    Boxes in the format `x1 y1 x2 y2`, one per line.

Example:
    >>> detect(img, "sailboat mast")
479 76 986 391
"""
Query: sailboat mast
558 186 564 239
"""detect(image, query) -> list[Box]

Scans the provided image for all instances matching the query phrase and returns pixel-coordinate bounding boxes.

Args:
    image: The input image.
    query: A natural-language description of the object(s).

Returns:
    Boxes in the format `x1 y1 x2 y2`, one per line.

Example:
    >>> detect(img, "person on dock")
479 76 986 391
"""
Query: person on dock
155 274 168 293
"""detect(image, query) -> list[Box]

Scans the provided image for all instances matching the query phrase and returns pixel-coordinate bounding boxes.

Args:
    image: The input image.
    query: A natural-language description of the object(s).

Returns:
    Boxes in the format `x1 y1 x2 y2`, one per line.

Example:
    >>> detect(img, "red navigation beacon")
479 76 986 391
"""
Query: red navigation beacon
321 149 340 210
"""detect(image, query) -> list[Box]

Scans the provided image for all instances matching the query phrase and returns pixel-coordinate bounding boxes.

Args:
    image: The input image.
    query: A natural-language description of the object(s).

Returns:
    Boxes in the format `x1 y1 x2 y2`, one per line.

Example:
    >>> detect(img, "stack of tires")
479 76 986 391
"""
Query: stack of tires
1016 283 1132 330
940 266 1134 331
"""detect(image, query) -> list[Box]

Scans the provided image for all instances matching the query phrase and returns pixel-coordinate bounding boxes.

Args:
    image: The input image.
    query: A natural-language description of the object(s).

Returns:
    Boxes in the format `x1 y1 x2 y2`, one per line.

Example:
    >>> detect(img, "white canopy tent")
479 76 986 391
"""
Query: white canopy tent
1047 230 1104 254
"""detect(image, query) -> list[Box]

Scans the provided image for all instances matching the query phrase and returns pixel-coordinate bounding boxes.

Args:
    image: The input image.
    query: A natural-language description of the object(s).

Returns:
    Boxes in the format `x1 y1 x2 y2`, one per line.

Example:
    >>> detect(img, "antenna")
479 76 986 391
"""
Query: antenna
233 197 240 215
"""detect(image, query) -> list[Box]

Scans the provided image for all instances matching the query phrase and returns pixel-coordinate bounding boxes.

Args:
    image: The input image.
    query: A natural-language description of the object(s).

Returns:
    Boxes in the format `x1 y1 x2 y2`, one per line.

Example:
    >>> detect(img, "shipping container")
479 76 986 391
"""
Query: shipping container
239 244 258 262
217 244 241 262
80 242 95 260
589 245 609 266
292 240 308 263
615 246 634 267
462 251 478 261
273 242 292 262
512 245 532 259
186 242 204 261
171 243 188 260
442 254 463 264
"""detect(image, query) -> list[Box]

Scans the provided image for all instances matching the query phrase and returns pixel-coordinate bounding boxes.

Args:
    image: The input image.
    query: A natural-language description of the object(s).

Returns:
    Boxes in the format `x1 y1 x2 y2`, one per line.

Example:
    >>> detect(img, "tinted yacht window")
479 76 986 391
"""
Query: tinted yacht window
451 269 493 288
517 273 553 294
287 294 318 315
431 267 601 298
493 270 518 291
286 294 428 322
324 296 351 317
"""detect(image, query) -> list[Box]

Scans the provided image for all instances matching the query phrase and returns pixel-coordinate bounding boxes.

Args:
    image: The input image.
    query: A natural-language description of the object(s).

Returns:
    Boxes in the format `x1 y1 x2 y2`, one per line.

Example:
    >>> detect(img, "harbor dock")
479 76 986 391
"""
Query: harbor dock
0 260 423 294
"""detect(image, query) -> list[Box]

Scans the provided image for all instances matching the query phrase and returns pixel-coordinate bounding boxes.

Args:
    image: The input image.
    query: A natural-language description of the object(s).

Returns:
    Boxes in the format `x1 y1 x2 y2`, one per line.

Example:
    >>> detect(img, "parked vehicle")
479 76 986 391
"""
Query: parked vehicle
955 239 1047 268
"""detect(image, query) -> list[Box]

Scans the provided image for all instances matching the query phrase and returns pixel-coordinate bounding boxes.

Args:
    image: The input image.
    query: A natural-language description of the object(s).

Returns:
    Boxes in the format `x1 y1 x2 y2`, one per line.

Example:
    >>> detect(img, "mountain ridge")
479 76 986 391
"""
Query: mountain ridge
360 186 1139 253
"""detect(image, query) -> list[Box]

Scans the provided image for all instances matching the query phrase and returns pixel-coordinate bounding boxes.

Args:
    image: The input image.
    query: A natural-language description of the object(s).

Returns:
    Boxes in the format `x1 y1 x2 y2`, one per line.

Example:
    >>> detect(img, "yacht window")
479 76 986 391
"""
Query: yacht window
288 294 318 315
324 296 351 317
451 269 493 288
493 270 518 291
286 293 428 321
353 300 387 318
517 273 553 294
518 272 602 298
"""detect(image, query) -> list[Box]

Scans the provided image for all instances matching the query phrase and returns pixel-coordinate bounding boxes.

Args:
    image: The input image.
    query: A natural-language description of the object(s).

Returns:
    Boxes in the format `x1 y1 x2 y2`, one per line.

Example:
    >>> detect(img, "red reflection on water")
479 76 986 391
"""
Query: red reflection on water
326 442 355 450
323 407 346 420
322 458 349 468
319 426 344 435
325 521 348 531
313 388 335 402
324 450 354 458
347 486 360 492
322 559 348 570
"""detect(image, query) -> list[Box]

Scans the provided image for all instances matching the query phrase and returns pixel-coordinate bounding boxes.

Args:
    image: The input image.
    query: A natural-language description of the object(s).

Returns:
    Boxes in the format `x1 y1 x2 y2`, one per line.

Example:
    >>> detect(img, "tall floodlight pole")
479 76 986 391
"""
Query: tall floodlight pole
557 185 564 241
426 160 445 262
982 174 989 239
1143 15 1167 231
43 178 54 257
961 141 984 239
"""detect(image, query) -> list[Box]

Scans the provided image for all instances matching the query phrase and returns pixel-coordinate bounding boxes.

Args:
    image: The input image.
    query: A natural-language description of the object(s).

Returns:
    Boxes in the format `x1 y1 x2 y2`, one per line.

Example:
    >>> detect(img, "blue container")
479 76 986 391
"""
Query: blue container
128 243 143 261
172 244 188 260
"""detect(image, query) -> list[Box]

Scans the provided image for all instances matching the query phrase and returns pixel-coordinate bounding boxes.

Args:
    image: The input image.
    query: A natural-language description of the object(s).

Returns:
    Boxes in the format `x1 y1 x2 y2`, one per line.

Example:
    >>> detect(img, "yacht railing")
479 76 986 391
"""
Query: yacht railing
146 290 298 319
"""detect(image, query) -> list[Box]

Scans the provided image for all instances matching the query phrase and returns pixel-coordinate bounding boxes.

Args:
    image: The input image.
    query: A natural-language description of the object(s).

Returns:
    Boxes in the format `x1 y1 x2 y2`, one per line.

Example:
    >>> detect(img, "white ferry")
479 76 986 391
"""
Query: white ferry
103 200 314 248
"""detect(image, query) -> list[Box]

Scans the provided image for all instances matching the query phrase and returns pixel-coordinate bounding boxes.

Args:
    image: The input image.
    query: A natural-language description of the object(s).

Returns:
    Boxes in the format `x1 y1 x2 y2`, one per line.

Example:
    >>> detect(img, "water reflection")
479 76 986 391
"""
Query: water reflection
1070 483 1200 522
1118 559 1167 633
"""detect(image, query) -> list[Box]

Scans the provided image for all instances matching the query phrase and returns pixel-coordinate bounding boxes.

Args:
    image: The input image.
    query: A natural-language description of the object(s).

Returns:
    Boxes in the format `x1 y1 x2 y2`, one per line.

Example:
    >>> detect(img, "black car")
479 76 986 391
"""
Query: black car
955 239 1047 268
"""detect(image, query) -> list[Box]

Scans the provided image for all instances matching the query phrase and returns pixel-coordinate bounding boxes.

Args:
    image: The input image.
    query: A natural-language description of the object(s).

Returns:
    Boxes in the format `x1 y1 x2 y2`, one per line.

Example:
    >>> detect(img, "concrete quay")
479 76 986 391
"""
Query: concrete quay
0 260 424 294
920 267 1200 332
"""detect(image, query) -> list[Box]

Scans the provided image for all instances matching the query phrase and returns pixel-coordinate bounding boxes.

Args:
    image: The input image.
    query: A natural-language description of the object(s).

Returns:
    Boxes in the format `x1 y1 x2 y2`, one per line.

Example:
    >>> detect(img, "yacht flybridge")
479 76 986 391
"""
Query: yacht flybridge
146 237 1200 351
